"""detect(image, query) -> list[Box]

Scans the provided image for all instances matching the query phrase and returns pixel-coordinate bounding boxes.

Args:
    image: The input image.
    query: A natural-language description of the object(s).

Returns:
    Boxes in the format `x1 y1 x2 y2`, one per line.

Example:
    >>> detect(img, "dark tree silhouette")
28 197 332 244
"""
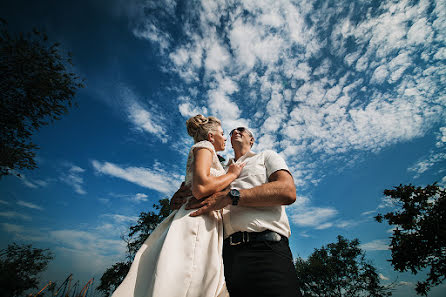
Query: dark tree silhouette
295 235 392 297
375 183 446 295
0 18 84 177
97 199 171 296
0 243 54 297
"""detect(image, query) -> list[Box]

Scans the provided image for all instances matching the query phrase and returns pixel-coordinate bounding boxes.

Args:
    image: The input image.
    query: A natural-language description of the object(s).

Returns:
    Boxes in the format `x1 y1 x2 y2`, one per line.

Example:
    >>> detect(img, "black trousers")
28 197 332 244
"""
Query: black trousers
223 237 302 297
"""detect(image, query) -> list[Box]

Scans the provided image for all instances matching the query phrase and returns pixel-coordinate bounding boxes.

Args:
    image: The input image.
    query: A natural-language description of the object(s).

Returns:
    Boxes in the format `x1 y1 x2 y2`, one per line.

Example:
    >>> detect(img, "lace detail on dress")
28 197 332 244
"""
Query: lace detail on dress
184 140 225 186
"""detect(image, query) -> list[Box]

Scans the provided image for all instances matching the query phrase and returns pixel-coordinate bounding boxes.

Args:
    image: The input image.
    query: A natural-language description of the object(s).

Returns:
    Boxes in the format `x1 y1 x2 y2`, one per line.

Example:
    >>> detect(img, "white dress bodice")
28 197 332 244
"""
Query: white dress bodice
184 140 226 186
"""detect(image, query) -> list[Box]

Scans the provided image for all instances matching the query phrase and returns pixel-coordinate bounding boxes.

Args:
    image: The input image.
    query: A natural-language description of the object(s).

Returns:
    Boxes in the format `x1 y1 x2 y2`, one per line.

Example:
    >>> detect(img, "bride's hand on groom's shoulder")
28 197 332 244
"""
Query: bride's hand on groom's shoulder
170 182 192 210
186 190 231 217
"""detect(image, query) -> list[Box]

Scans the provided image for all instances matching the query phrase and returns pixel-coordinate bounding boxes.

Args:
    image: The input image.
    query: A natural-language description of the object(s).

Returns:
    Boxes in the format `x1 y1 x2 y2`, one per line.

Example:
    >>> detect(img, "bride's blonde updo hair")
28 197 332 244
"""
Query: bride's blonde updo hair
186 114 221 143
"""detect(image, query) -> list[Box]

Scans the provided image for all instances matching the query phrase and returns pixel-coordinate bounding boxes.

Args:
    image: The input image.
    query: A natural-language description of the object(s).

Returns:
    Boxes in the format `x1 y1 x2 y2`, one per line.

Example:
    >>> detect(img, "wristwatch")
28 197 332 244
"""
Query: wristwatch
228 189 240 206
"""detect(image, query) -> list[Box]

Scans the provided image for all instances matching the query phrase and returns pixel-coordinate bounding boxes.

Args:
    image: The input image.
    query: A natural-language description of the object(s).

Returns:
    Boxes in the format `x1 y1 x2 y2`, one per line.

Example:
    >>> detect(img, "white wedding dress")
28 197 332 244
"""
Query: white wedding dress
111 140 229 297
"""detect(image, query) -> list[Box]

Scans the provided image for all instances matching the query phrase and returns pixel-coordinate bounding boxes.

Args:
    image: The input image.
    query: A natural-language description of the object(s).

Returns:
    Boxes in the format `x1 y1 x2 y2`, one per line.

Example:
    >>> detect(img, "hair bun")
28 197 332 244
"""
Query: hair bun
186 114 208 137
186 114 221 143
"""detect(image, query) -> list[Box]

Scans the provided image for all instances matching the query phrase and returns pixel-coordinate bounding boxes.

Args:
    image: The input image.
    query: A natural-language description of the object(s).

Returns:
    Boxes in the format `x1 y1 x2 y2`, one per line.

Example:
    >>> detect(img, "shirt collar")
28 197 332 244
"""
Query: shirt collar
227 150 257 165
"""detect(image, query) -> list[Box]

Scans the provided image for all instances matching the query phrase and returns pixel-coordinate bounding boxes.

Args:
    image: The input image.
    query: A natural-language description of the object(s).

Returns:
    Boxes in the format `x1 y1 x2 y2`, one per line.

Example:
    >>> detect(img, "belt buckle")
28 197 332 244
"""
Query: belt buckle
229 232 250 245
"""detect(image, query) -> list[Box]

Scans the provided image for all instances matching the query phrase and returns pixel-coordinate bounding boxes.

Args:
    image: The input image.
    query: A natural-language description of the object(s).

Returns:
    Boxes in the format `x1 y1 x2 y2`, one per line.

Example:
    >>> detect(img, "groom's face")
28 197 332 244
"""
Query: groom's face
230 127 254 148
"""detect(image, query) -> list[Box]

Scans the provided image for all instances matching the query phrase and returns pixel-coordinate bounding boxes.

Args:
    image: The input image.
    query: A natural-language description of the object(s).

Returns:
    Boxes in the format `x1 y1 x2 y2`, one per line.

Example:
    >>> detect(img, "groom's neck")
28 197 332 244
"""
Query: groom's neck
233 145 250 162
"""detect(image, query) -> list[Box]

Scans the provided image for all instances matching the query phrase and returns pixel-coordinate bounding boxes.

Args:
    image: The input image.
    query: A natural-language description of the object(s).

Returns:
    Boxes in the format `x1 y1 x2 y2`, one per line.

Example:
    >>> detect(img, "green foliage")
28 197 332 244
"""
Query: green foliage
96 261 131 297
126 198 171 259
0 243 54 297
97 199 171 296
0 18 84 177
375 183 446 295
295 235 392 297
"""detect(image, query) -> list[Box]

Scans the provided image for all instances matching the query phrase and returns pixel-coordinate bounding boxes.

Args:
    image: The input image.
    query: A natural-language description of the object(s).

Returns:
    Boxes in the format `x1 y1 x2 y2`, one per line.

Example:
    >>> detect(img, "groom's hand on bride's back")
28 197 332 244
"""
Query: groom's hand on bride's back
170 182 192 210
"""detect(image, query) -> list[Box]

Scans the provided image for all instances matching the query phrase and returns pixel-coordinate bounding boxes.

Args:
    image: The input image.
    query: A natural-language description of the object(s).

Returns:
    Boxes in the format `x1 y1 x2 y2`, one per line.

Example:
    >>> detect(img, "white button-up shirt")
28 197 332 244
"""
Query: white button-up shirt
222 150 292 238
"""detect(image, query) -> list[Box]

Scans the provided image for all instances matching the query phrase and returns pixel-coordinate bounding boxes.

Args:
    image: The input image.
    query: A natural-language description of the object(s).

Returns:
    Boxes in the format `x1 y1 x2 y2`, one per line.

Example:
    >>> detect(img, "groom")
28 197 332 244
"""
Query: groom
171 127 301 297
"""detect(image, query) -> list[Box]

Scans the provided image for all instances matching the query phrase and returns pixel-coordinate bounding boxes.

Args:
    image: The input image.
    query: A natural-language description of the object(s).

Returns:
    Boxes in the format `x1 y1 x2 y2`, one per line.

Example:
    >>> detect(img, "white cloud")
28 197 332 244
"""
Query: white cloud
407 18 433 45
178 96 208 118
379 273 389 281
287 195 339 229
360 239 389 251
118 86 169 143
205 42 231 73
49 229 125 256
408 152 446 178
361 210 376 216
0 200 8 205
128 106 166 142
399 281 414 287
387 227 396 233
16 200 44 211
378 196 397 209
436 126 446 147
101 214 139 224
132 193 148 202
60 164 86 195
371 65 389 84
0 211 31 221
1 223 25 233
15 173 49 189
127 102 166 138
92 160 182 195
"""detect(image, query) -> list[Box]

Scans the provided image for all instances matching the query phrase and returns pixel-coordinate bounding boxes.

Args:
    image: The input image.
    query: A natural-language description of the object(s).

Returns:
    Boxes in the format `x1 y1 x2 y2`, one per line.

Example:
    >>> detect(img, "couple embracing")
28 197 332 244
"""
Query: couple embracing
112 115 301 297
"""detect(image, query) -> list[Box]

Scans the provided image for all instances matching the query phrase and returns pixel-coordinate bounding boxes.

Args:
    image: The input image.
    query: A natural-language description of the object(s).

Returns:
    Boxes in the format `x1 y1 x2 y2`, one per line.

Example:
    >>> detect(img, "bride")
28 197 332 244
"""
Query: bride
112 114 244 297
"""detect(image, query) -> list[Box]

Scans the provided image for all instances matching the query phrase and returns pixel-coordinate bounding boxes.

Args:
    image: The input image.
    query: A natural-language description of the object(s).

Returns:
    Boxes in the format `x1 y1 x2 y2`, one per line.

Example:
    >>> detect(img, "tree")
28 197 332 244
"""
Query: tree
375 183 446 295
295 235 392 297
97 199 171 296
0 18 84 177
0 243 54 297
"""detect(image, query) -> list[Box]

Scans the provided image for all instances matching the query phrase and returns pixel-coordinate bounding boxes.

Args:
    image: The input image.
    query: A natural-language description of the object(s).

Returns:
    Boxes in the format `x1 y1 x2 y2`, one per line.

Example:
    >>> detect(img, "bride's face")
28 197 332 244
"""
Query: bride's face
210 125 226 152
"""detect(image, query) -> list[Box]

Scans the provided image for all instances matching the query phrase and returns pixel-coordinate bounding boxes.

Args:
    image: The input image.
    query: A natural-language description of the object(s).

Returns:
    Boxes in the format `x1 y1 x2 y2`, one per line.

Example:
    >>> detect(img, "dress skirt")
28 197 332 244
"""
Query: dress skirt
111 202 229 297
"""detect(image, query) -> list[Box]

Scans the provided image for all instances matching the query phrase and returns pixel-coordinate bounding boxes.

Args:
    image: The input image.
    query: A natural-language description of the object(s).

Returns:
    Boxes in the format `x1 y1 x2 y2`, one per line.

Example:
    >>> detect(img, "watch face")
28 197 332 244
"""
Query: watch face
230 189 240 198
229 189 240 206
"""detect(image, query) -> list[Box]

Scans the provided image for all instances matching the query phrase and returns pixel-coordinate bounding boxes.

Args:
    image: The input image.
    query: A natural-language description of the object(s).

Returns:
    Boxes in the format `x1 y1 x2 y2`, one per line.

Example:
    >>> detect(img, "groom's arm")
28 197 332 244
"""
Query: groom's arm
239 169 296 207
187 169 296 216
169 182 192 210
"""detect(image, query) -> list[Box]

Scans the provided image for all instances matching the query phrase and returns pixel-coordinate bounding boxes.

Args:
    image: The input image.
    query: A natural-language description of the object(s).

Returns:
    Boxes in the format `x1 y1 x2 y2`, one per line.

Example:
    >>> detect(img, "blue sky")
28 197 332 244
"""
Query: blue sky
1 0 445 296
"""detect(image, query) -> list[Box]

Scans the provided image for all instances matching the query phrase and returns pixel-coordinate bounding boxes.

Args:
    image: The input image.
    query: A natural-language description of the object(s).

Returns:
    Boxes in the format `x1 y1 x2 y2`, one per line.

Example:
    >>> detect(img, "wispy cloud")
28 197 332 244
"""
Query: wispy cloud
60 164 86 195
16 200 44 211
0 200 9 205
108 192 150 203
399 281 414 287
360 239 389 251
0 211 31 221
120 86 168 143
92 160 182 195
1 223 25 233
408 151 446 179
287 195 338 229
131 193 148 203
100 214 139 225
361 210 377 217
3 212 134 258
378 196 398 209
379 273 389 281
15 173 49 189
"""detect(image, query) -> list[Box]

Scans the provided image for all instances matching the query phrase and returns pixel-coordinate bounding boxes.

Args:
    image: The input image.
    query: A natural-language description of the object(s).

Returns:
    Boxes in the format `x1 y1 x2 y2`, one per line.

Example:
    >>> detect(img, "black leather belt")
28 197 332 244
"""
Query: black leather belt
224 230 286 246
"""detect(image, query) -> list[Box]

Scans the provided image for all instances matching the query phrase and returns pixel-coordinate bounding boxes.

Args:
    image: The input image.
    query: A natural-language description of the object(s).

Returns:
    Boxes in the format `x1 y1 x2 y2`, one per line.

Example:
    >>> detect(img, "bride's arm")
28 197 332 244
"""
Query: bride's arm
192 148 244 199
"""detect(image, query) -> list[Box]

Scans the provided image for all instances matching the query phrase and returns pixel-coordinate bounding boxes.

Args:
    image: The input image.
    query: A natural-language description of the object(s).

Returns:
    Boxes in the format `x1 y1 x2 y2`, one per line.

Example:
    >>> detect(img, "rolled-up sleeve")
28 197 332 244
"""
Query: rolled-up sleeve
264 150 290 178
